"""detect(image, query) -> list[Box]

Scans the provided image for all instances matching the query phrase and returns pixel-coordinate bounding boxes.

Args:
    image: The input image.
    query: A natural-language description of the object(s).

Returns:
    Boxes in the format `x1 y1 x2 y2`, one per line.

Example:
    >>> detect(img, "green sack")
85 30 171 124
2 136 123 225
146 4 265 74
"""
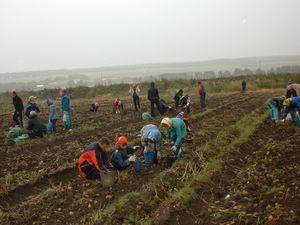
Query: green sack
14 134 30 144
142 112 152 121
7 126 23 139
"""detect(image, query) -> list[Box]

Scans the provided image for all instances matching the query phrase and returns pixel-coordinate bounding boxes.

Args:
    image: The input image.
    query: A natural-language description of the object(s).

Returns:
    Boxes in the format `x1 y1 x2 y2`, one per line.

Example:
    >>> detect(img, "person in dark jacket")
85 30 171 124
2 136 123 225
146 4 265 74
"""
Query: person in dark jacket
111 136 136 171
12 91 24 127
24 96 40 118
148 82 161 117
179 95 191 113
241 80 247 93
174 89 183 109
26 111 47 139
77 138 111 180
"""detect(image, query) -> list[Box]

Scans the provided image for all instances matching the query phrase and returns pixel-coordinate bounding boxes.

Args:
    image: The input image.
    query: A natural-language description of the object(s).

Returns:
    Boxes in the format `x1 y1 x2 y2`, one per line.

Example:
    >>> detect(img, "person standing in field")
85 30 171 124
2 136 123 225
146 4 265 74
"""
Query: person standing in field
59 89 73 131
46 99 59 132
197 81 206 111
129 84 141 111
148 82 161 117
12 91 24 127
241 80 247 93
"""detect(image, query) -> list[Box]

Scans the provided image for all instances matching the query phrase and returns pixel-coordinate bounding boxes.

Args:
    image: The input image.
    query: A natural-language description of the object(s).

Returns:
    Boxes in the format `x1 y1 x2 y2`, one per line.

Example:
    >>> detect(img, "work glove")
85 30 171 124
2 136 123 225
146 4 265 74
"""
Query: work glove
128 155 137 162
171 145 177 153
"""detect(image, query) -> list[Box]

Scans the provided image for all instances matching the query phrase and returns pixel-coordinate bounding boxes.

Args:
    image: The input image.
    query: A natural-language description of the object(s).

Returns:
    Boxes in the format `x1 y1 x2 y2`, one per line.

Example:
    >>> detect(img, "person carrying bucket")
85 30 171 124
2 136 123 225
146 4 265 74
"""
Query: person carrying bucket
161 117 187 159
140 124 162 162
265 96 286 122
111 136 137 171
282 97 300 125
77 137 111 180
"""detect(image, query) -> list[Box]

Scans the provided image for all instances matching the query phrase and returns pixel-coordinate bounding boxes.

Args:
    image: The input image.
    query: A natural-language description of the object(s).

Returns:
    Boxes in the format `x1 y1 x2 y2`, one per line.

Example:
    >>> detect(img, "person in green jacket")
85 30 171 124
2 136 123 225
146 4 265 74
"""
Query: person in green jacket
161 117 187 159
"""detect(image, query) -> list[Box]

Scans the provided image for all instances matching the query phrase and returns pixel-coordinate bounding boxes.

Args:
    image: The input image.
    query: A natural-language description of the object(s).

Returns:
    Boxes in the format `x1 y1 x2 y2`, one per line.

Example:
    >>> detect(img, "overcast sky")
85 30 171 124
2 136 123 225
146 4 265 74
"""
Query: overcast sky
0 0 299 73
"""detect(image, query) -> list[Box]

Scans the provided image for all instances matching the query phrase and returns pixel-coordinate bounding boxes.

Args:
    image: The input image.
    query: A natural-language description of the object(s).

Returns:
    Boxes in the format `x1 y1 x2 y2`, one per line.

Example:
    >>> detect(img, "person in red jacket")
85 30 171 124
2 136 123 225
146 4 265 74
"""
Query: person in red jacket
197 81 206 111
78 137 111 180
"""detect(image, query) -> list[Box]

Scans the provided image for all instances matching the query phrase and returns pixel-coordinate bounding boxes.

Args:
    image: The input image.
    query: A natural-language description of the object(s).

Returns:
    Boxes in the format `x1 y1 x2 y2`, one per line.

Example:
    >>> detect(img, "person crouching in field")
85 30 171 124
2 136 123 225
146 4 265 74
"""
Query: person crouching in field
141 124 162 161
25 111 47 139
282 97 300 124
161 117 187 159
78 138 111 180
60 89 73 131
179 95 191 113
111 136 136 171
265 96 285 122
113 98 124 114
46 99 59 132
90 101 100 112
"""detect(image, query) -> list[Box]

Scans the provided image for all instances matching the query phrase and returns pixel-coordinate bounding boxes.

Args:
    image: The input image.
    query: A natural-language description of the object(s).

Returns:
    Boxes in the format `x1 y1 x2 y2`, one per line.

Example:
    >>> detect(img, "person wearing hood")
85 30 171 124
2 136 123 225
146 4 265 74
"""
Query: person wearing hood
265 96 286 122
174 89 183 109
26 111 47 139
77 138 111 180
148 82 161 117
140 124 162 160
46 99 59 132
161 117 187 159
282 97 300 123
111 136 136 171
59 89 73 131
12 91 24 127
129 84 141 111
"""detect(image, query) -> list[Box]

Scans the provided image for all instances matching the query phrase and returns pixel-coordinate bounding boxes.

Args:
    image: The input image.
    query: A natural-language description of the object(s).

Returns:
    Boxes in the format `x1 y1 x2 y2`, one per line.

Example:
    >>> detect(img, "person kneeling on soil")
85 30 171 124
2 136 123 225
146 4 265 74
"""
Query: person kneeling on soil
161 117 187 159
111 136 136 171
78 138 111 180
141 124 162 160
25 111 47 139
179 95 191 113
265 96 285 122
282 97 300 124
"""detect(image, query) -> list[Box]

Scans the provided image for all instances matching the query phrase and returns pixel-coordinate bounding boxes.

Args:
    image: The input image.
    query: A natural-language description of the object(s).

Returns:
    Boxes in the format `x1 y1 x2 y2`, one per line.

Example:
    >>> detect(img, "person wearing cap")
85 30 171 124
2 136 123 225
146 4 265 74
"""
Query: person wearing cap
161 117 187 159
140 124 162 160
174 89 183 109
111 136 136 171
265 96 286 122
77 138 111 179
24 96 40 118
12 91 24 127
60 89 73 131
25 111 47 139
46 99 59 132
282 97 300 123
286 82 300 98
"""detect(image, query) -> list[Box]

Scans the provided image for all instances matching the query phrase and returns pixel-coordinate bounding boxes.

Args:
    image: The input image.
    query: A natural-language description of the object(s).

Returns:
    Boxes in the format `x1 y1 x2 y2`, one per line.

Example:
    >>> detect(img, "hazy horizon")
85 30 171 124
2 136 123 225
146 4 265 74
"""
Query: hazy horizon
1 0 300 73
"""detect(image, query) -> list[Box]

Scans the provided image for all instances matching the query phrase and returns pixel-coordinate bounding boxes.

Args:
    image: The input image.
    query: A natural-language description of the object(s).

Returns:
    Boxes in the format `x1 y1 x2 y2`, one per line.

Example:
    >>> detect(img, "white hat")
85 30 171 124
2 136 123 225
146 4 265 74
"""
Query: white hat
161 118 172 127
28 96 37 102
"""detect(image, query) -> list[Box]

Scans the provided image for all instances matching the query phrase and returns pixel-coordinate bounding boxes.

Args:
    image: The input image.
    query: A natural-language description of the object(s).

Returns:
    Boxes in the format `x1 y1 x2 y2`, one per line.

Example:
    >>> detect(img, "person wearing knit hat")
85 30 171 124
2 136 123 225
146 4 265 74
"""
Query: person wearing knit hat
24 96 40 118
111 136 136 171
161 117 187 159
45 99 59 132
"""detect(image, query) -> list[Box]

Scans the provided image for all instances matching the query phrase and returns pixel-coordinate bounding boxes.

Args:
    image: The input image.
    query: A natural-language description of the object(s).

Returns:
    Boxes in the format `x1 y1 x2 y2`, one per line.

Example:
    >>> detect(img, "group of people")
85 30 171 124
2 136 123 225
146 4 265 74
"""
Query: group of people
77 115 188 180
9 89 73 143
266 80 300 125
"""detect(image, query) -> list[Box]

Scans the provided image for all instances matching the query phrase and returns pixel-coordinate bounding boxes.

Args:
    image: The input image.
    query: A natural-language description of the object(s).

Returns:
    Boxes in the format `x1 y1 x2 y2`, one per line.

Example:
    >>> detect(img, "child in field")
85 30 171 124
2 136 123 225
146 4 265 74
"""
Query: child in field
60 89 73 131
46 99 59 132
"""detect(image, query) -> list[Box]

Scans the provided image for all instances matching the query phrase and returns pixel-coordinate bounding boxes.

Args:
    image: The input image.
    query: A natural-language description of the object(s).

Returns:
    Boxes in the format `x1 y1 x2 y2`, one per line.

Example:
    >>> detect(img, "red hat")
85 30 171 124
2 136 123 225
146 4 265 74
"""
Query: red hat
116 136 128 148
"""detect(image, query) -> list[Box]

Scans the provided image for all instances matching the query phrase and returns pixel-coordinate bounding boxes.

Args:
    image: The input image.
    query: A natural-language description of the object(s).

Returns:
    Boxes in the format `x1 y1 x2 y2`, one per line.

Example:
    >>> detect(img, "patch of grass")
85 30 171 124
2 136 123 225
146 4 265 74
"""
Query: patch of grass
262 186 285 196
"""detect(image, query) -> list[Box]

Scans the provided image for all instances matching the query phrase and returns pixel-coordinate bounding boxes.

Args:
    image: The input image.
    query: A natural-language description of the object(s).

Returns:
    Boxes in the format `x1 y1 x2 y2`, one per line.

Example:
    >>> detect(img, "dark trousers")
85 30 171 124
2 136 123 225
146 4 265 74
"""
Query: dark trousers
175 97 180 108
200 93 206 110
133 95 140 111
150 100 161 117
50 119 58 132
13 110 23 127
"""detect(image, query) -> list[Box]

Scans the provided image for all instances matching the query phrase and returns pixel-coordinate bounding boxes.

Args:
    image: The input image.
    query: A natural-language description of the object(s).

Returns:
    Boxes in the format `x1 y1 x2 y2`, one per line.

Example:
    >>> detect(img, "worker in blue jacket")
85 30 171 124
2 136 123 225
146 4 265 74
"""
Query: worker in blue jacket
59 89 73 131
46 99 59 132
282 97 300 124
140 124 162 160
111 137 136 171
161 117 187 159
